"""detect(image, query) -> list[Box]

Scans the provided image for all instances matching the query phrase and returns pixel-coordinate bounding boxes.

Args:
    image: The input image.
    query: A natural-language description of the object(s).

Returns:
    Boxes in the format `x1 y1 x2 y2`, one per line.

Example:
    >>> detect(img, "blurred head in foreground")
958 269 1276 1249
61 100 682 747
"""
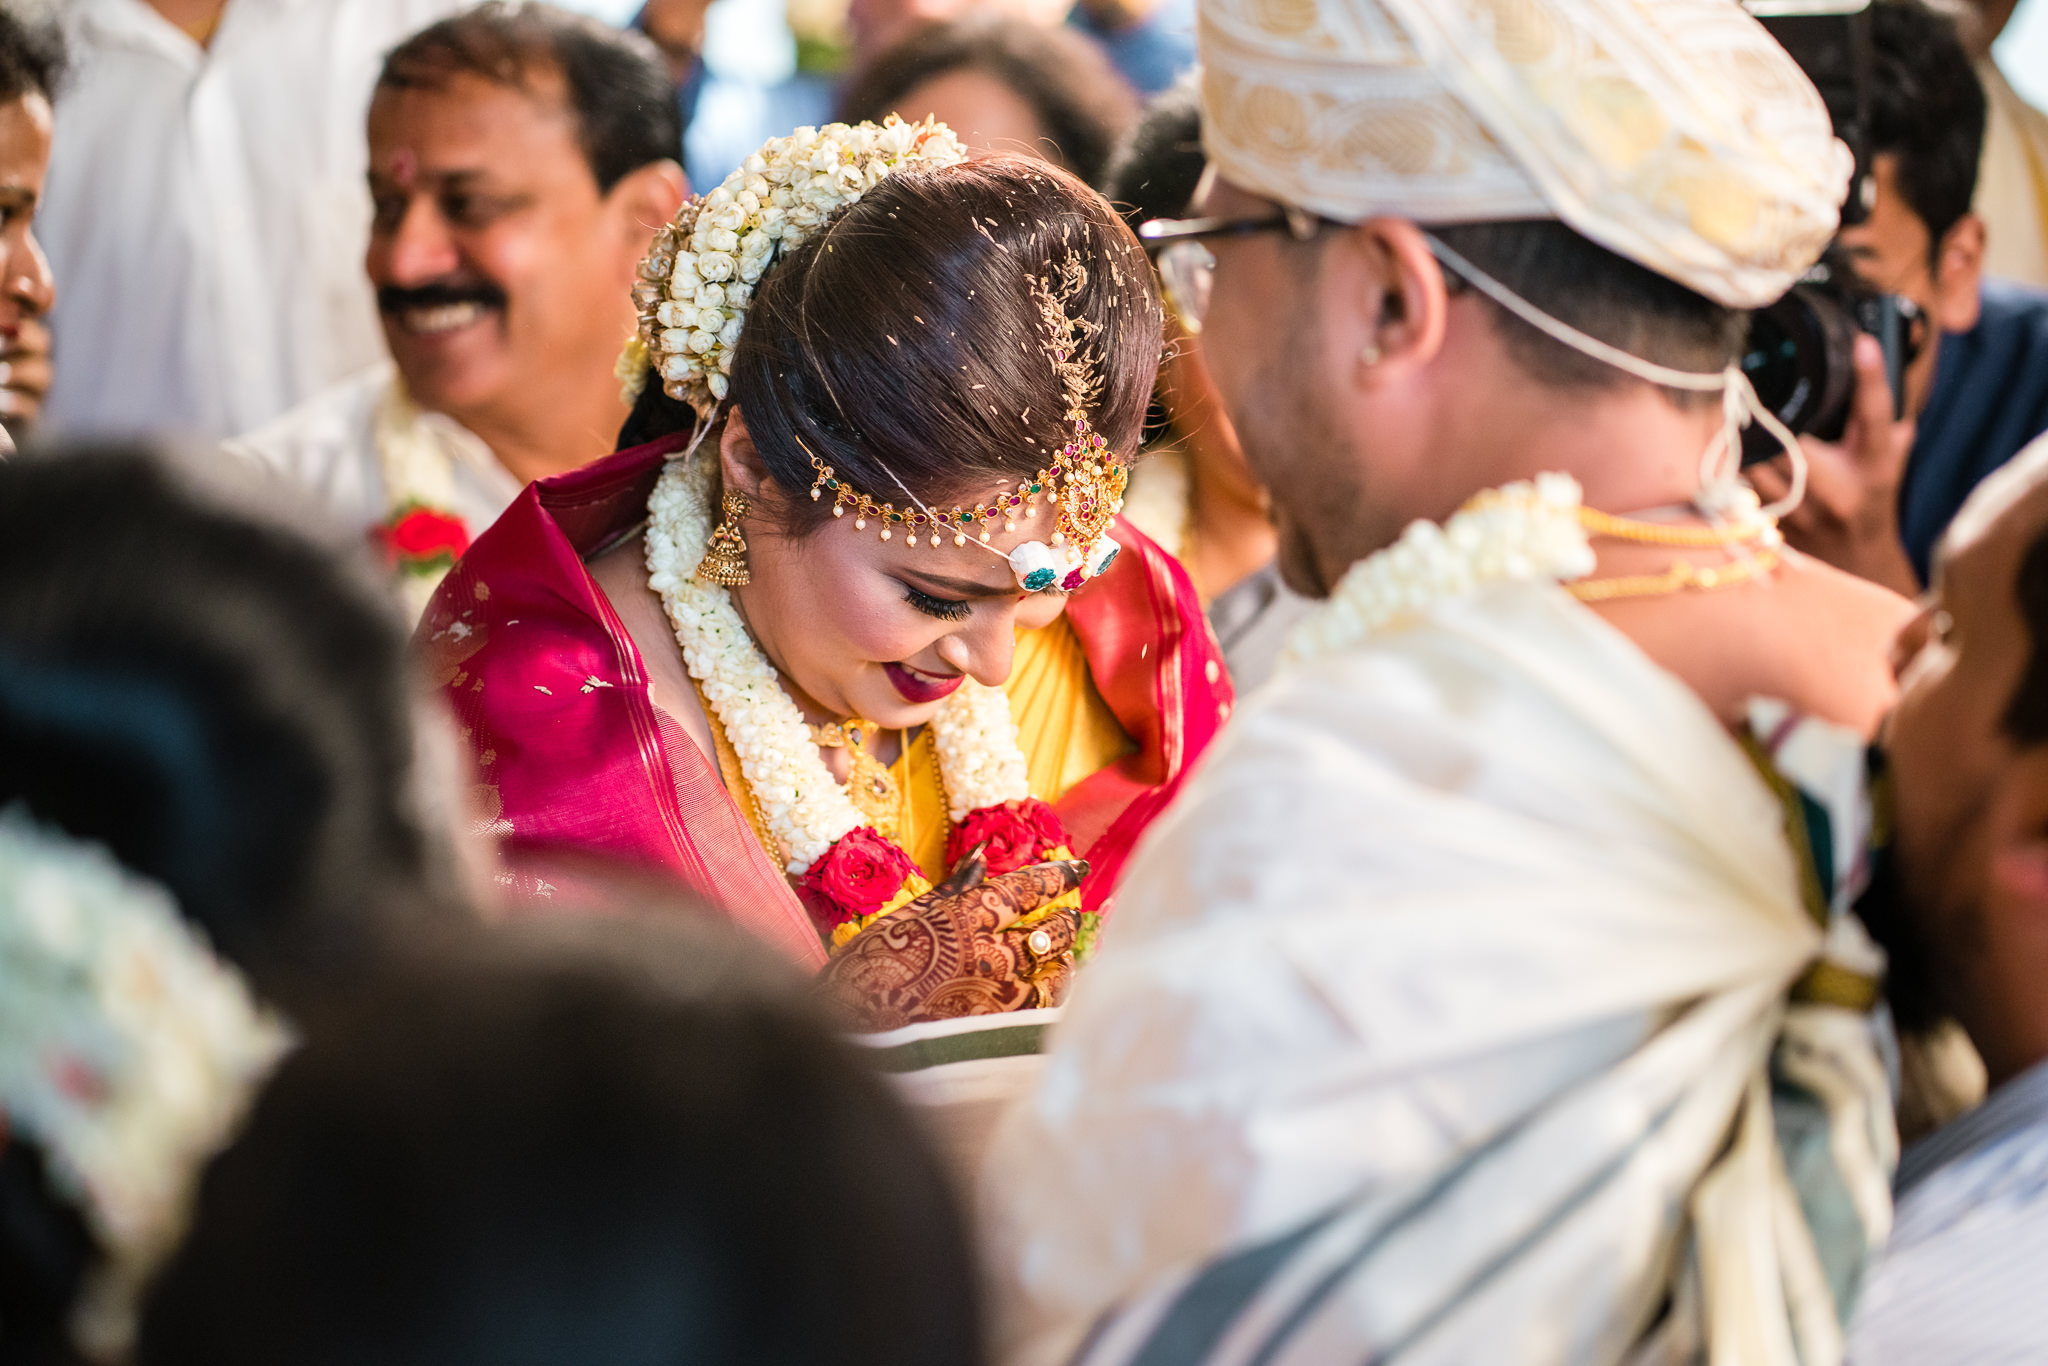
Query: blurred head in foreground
0 445 462 1364
138 915 984 1366
1870 434 2048 1088
0 447 463 992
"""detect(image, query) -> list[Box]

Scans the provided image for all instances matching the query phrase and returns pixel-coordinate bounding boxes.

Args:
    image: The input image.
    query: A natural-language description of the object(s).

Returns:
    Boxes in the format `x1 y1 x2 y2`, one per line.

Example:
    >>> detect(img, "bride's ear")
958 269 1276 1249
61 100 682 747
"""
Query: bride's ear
718 407 773 501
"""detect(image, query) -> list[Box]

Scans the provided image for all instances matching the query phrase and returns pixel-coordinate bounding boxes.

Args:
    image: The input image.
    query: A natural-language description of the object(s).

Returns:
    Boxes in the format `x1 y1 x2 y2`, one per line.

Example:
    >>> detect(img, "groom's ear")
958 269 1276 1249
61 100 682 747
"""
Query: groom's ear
1340 217 1450 385
717 406 773 501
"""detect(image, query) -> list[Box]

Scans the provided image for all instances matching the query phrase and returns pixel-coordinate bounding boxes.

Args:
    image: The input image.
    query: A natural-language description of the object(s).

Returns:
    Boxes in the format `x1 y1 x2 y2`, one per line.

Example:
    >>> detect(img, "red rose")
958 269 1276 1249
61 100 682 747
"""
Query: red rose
373 506 471 568
799 826 918 927
946 797 1070 876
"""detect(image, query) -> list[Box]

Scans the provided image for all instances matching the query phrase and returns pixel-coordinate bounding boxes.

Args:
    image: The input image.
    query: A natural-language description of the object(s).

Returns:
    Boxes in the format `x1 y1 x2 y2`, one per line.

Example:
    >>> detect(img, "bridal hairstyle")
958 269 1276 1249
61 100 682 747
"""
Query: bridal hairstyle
619 154 1164 534
0 448 463 1364
139 915 984 1366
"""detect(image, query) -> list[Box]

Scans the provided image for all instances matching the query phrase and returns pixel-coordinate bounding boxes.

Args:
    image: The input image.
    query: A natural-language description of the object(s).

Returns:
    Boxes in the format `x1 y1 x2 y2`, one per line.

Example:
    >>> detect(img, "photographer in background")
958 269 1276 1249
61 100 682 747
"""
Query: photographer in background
1753 0 2048 593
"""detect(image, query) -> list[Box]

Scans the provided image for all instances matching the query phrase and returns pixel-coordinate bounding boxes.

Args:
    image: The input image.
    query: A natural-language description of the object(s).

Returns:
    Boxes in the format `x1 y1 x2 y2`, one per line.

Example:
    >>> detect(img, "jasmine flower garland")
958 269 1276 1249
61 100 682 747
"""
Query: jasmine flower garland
1286 473 1599 663
633 116 969 416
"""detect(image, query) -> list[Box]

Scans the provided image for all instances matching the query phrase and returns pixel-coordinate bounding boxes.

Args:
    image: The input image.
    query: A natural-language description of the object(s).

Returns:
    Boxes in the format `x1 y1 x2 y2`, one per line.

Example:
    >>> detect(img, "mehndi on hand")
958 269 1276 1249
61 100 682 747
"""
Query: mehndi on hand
816 848 1085 1032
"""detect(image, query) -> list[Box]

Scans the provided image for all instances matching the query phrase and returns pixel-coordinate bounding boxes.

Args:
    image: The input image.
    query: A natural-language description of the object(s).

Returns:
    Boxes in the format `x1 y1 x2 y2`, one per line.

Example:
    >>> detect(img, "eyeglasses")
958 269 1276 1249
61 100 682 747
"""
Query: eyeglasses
1137 203 1341 335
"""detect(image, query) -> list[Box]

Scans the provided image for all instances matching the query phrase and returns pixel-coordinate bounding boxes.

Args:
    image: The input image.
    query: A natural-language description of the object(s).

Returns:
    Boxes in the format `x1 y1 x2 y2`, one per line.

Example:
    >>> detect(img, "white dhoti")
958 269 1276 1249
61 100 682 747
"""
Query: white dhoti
982 580 1891 1366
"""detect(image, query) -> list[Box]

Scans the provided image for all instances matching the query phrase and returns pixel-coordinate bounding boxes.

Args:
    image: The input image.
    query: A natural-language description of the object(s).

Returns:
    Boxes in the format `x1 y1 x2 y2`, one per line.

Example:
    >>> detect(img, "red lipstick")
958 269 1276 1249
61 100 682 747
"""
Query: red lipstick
885 661 965 704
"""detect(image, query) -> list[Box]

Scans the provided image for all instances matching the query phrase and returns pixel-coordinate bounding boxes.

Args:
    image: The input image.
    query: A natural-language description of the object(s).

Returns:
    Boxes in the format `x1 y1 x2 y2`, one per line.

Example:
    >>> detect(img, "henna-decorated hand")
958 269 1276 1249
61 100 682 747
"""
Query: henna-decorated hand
816 849 1085 1032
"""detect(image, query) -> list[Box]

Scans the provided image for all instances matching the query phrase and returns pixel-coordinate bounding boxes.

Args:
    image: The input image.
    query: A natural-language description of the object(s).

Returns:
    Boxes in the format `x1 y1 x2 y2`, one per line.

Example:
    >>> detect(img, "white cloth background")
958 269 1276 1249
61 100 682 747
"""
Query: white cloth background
225 360 518 540
41 0 465 443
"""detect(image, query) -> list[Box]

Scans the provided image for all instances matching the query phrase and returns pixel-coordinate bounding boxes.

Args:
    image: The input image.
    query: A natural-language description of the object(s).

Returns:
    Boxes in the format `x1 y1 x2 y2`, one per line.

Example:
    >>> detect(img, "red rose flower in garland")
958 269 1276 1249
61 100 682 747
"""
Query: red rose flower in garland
373 504 471 575
799 826 921 930
946 797 1071 875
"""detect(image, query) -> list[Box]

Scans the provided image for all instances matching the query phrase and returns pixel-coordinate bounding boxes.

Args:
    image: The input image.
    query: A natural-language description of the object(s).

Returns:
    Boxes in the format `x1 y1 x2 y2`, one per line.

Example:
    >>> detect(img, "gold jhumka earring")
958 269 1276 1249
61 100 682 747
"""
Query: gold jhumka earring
697 490 753 586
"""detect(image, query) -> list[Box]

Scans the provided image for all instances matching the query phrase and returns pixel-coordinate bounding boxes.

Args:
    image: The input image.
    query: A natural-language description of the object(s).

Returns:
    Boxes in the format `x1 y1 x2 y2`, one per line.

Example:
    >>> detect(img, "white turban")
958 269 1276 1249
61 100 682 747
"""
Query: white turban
1198 0 1853 308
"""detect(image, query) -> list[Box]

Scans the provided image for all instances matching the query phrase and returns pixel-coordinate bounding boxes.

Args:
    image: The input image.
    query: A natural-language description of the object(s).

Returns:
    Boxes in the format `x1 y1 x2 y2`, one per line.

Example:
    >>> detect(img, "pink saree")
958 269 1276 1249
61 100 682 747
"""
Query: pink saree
420 434 1232 970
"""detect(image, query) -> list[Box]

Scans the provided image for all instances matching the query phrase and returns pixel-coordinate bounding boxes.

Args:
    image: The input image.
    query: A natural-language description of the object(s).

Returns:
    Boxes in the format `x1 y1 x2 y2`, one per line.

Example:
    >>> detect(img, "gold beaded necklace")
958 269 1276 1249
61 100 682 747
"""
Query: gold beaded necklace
809 720 904 838
1567 504 1783 604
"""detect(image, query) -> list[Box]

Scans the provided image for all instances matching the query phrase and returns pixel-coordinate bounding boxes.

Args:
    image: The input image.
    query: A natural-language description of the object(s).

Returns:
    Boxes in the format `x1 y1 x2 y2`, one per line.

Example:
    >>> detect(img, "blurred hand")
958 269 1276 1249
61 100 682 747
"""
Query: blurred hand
817 849 1083 1032
0 316 53 428
1749 333 1921 597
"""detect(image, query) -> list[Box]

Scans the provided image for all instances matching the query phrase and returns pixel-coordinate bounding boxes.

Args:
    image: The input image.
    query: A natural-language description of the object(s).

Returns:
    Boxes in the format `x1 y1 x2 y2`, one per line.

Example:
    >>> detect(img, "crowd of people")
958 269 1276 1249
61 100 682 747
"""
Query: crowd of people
6 0 2048 1363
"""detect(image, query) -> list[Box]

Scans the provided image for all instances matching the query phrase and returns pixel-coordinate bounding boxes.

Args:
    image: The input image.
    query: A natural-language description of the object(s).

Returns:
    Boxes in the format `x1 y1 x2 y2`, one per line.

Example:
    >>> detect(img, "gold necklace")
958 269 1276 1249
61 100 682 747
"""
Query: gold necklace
1575 505 1778 549
810 719 903 838
1569 549 1782 602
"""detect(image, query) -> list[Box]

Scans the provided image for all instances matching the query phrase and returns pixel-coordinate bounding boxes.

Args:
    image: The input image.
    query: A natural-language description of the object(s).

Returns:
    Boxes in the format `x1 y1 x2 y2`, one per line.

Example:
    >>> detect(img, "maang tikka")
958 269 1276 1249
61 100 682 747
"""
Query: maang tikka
802 256 1127 593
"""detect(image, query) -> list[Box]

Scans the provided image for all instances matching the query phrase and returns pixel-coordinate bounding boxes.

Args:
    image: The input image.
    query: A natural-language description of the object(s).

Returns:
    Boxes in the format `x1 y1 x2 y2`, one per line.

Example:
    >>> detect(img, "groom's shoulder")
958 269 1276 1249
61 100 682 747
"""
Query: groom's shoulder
1597 550 1912 738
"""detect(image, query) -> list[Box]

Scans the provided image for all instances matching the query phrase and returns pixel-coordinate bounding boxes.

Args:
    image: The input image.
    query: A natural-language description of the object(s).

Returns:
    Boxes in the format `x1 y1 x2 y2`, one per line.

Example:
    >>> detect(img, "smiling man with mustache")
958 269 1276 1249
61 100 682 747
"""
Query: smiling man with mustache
229 3 685 614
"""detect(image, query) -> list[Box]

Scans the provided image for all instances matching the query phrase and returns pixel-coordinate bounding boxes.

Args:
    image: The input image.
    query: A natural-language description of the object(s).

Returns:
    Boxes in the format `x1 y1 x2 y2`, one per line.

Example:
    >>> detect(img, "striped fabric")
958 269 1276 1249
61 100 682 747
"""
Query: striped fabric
1847 1059 2048 1364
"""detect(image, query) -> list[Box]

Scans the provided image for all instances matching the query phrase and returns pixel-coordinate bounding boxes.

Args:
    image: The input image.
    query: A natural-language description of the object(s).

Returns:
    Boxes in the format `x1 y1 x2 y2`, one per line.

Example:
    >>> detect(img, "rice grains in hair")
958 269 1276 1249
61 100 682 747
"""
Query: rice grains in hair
728 155 1164 537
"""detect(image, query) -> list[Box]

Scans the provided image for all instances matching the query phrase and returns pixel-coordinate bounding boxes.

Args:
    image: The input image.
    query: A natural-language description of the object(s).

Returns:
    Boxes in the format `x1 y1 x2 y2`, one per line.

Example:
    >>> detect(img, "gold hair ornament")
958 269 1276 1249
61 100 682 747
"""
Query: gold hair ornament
803 257 1129 592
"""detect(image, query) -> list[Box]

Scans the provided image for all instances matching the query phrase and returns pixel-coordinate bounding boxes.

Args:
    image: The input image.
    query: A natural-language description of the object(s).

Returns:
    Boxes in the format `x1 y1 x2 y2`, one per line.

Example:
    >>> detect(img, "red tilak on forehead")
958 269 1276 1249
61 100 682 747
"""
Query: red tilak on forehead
389 148 418 188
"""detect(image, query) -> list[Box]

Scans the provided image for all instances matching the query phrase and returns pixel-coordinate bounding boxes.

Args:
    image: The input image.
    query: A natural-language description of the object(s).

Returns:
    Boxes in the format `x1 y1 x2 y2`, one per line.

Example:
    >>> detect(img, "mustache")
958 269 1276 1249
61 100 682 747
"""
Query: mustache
377 279 507 315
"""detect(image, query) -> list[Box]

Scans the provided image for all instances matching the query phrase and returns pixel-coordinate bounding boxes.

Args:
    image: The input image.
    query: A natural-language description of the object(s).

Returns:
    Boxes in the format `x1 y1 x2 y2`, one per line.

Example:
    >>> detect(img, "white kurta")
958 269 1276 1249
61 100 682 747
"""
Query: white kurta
41 0 465 443
225 361 519 541
982 579 1887 1366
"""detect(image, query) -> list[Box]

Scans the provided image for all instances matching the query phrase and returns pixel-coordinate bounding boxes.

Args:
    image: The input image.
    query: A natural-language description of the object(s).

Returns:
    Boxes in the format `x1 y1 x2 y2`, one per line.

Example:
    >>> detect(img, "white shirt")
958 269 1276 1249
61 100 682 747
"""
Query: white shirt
1848 1057 2048 1365
41 0 465 443
225 360 520 541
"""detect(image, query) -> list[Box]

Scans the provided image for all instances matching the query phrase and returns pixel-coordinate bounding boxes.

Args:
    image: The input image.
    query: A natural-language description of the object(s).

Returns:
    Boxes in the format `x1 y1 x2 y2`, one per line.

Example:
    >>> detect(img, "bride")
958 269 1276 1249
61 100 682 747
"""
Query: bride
420 120 1229 1025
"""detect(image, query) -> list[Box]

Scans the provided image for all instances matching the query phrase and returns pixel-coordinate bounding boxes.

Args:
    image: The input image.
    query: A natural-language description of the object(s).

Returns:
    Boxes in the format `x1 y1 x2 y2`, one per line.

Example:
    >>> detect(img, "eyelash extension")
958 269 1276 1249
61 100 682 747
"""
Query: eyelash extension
903 586 973 623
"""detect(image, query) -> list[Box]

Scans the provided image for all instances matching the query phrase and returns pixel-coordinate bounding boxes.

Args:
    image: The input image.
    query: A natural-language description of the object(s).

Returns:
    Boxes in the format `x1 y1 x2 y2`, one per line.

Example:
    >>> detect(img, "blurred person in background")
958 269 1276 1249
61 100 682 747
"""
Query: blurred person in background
1752 2 2048 596
0 13 60 453
226 4 687 619
636 0 833 191
0 445 469 1363
1845 434 2048 1360
38 0 466 443
837 16 1134 184
137 914 985 1366
1942 0 2048 287
1104 82 1304 688
845 0 1191 100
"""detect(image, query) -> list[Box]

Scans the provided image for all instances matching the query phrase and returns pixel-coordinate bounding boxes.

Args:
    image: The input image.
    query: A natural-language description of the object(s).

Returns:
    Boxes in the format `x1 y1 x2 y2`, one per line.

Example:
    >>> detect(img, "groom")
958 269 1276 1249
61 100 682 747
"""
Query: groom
984 2 1918 1363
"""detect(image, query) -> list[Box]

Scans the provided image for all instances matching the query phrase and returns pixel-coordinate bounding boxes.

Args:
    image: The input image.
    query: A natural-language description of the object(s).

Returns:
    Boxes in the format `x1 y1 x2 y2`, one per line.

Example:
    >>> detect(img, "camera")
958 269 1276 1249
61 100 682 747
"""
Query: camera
1740 247 1923 465
1736 0 1923 466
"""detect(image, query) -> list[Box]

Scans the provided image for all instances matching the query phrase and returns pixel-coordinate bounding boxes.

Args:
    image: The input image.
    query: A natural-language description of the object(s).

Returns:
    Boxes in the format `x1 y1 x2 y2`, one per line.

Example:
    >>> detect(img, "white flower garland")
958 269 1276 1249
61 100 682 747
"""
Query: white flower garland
1287 473 1597 664
645 455 1029 873
636 117 968 414
929 664 1030 824
0 806 289 1356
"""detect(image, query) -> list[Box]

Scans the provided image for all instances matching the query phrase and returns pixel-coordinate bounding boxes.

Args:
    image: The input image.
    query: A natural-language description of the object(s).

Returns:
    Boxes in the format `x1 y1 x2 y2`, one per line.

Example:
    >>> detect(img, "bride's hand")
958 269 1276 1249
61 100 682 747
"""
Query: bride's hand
816 849 1085 1032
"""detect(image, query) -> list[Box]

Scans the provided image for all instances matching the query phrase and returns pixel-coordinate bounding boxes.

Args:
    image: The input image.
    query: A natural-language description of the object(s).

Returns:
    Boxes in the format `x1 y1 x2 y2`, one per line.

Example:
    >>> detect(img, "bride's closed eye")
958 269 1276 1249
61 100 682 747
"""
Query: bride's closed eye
903 585 973 622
